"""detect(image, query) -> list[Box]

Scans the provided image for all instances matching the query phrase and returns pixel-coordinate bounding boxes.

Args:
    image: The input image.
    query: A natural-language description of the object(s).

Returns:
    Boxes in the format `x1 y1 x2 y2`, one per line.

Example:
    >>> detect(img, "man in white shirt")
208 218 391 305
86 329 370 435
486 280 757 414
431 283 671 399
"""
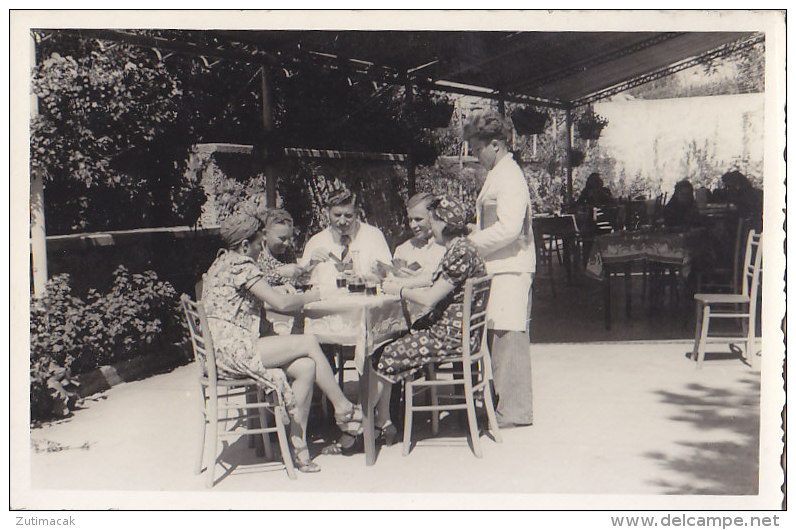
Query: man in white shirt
391 192 447 288
464 110 535 428
300 189 392 279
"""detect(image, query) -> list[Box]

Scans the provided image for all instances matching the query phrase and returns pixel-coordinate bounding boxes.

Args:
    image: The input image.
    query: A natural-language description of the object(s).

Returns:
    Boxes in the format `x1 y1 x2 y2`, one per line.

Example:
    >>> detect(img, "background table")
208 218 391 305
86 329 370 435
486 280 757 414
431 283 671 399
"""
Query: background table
584 228 706 329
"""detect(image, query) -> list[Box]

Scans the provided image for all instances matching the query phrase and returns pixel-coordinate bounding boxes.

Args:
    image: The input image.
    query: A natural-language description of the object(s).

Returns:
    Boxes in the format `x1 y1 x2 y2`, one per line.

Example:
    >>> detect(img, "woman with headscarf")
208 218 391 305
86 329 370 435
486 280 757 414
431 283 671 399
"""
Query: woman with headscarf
372 196 487 445
201 206 362 472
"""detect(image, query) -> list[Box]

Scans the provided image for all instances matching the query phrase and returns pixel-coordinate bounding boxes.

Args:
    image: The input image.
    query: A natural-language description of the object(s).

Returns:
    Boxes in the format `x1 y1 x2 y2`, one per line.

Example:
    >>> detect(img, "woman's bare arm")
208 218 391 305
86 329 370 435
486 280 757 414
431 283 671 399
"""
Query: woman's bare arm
384 276 455 311
249 278 320 313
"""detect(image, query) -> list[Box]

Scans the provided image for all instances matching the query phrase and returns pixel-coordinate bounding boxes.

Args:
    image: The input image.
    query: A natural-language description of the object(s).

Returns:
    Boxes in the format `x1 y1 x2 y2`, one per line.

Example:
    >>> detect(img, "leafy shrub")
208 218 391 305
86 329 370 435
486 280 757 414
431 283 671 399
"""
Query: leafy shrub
30 267 188 422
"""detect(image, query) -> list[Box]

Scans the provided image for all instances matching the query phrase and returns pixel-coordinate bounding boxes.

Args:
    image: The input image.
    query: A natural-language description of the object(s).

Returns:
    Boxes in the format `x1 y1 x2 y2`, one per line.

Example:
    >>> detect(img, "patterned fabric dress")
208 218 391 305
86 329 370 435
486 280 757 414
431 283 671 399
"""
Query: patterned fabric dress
256 246 297 287
374 237 486 383
202 250 295 410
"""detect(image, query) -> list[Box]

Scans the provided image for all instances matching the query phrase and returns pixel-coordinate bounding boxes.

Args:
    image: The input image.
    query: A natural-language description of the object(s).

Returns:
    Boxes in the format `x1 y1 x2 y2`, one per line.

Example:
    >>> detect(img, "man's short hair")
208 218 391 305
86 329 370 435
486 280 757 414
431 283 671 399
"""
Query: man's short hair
406 192 436 211
462 110 513 144
325 188 357 208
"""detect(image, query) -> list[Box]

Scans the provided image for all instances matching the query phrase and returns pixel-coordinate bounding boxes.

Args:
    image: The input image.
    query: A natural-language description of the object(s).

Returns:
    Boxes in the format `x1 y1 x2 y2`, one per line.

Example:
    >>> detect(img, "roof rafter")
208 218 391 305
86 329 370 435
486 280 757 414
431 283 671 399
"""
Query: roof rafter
573 32 765 107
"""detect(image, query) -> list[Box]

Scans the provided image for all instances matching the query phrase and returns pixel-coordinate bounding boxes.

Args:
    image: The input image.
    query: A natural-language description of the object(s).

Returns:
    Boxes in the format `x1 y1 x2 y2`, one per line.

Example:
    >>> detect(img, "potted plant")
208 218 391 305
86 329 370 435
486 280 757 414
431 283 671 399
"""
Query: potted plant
576 108 609 140
510 107 549 135
412 93 455 129
569 148 585 167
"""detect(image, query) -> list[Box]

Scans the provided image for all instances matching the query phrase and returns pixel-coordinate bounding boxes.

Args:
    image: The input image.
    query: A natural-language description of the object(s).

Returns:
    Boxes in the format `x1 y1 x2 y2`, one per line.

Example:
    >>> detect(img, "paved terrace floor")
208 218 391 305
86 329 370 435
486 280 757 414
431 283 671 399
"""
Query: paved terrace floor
25 341 774 510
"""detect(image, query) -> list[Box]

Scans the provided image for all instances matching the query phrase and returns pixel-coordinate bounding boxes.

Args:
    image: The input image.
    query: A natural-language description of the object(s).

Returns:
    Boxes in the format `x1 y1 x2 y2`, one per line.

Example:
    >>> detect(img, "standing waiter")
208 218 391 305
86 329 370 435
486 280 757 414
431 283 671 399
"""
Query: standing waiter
463 110 535 428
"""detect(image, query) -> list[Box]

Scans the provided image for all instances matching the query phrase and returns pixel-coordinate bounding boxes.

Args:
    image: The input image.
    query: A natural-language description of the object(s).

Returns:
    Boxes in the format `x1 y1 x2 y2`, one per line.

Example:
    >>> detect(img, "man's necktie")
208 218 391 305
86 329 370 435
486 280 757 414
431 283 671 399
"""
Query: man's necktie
340 235 351 261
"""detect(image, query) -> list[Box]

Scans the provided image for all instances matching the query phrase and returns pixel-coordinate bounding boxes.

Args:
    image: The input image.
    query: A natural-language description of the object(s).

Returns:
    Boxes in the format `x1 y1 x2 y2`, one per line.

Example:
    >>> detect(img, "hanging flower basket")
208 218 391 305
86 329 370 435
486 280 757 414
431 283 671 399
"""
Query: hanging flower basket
569 148 585 167
576 109 609 140
510 107 549 135
412 94 455 129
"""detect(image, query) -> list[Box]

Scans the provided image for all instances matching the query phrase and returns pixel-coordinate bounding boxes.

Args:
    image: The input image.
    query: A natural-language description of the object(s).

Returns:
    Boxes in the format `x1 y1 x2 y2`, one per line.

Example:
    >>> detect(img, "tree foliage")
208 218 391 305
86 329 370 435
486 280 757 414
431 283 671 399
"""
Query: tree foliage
31 31 449 235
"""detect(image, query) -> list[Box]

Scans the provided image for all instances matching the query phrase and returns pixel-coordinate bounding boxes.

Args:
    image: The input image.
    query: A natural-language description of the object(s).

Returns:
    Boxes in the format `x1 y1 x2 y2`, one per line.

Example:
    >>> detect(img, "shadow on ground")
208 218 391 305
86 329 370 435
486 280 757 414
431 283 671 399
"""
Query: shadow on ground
646 376 760 495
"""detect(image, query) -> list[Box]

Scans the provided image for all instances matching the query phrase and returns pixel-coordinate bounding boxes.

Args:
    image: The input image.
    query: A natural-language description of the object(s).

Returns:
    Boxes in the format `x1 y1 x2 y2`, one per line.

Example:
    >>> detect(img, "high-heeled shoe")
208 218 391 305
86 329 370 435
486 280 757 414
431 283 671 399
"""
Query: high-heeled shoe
376 422 398 447
292 445 321 473
335 404 364 436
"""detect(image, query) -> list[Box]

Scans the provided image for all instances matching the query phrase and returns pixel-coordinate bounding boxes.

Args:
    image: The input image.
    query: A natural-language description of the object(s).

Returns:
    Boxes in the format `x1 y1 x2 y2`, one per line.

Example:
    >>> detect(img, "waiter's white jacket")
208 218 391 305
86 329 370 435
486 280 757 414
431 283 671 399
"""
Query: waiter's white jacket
469 153 536 275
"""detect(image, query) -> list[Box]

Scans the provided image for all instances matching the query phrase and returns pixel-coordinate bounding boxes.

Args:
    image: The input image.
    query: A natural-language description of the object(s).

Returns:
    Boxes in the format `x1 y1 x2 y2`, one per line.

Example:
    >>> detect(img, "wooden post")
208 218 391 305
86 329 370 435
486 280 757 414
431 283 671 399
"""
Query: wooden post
565 107 573 204
260 65 277 207
30 31 48 298
404 74 416 197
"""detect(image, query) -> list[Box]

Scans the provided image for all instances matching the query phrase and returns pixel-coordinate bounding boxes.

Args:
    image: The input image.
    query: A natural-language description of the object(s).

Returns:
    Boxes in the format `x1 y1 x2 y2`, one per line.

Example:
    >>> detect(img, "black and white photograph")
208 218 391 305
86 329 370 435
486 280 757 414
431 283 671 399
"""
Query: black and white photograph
9 8 787 517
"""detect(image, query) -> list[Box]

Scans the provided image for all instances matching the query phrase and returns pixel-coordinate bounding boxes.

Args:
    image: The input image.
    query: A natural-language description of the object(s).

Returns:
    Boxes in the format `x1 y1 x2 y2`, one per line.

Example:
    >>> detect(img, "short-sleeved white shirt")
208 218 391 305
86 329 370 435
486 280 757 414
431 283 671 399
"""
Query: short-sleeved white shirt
392 237 447 284
300 222 392 275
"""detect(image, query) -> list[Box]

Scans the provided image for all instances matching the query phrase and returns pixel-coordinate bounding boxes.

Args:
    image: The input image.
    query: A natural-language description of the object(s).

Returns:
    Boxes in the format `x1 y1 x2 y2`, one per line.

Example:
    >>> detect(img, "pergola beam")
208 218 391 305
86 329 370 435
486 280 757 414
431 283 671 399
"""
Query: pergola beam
43 28 280 66
415 78 567 109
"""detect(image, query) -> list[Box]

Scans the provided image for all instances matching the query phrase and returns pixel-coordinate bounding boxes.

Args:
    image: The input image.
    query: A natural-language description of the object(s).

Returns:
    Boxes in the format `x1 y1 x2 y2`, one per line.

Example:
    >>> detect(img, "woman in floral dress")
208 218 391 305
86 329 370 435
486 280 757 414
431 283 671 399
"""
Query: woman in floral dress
374 196 487 444
202 207 362 472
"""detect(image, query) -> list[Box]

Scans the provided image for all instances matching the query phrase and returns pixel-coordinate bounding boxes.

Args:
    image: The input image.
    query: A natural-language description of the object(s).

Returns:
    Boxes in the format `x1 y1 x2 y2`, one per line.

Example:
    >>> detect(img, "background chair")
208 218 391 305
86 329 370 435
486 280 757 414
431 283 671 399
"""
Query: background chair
691 230 762 369
532 224 557 297
181 294 296 486
697 216 749 294
402 275 502 457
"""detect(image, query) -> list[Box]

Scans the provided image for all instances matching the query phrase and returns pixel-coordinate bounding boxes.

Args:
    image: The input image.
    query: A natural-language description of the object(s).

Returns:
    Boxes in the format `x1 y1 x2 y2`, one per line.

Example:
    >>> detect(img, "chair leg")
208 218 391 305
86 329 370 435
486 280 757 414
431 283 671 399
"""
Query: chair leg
336 349 345 388
196 389 207 475
205 397 219 488
554 237 563 265
246 387 257 450
744 314 759 371
696 304 711 369
641 263 648 303
464 382 482 458
483 379 502 443
691 301 703 362
428 366 439 436
256 390 274 461
273 405 297 480
402 378 414 456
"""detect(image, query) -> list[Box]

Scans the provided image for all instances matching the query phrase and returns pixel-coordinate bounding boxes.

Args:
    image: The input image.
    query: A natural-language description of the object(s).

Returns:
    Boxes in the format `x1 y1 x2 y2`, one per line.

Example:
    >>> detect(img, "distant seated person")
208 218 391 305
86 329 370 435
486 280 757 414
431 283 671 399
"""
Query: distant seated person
576 172 615 207
576 172 616 236
718 170 764 232
390 192 447 288
256 208 304 288
300 188 392 282
663 180 703 228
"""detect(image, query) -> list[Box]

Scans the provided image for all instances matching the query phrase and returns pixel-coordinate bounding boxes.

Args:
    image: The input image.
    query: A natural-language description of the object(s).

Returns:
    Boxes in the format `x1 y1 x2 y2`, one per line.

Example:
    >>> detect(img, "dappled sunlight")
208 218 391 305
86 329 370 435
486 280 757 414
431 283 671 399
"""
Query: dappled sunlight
646 377 760 494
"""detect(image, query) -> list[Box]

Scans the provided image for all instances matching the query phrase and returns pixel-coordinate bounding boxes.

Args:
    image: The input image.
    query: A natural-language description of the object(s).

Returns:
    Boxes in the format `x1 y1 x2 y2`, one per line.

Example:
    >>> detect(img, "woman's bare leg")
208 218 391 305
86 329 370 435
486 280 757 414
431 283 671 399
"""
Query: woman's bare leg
255 334 353 414
370 376 392 428
284 357 315 441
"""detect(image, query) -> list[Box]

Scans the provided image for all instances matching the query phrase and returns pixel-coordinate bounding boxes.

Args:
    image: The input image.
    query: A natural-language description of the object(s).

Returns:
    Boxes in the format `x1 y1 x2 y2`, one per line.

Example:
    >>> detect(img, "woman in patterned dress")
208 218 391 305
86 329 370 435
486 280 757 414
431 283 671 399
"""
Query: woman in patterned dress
374 196 487 444
202 208 362 472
